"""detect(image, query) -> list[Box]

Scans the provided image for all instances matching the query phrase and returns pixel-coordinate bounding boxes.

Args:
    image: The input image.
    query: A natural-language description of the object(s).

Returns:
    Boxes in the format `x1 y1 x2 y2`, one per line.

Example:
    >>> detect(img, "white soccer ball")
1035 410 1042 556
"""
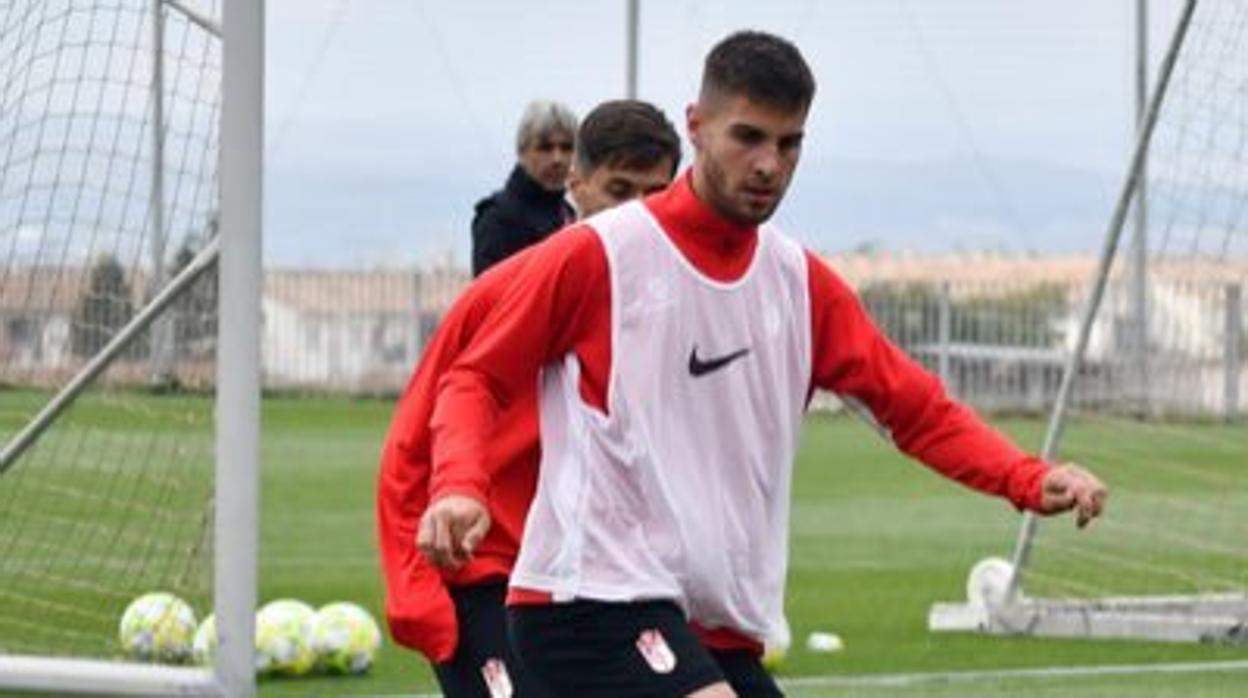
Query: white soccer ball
805 630 844 653
966 556 1018 609
118 592 198 663
255 599 317 677
310 602 382 675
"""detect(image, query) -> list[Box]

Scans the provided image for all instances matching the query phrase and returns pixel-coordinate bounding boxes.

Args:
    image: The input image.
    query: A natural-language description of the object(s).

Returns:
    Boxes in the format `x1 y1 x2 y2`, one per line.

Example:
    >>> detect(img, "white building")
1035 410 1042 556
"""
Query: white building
261 265 468 394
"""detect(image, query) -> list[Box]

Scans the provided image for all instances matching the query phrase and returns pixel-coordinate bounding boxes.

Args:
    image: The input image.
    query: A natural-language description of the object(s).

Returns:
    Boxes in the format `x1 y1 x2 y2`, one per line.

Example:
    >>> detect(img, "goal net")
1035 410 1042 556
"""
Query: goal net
931 0 1248 646
0 0 255 695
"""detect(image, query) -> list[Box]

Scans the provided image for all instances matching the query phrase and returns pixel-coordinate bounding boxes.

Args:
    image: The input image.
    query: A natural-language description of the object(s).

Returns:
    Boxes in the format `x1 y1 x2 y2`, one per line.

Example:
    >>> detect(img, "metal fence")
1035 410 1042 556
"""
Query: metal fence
859 276 1245 418
1 257 1243 417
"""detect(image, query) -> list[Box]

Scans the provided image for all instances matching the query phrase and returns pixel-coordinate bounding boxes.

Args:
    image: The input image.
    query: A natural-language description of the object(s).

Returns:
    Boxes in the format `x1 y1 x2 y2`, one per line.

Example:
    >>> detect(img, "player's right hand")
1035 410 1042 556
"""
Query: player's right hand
1037 462 1107 529
417 495 491 569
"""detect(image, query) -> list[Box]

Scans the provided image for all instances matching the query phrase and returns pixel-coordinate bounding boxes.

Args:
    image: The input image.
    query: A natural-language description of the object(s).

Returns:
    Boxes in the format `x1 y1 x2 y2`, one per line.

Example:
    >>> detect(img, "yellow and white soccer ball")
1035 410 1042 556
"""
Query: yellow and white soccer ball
193 612 282 675
761 617 791 674
255 599 318 677
192 613 216 666
761 642 788 673
310 602 382 675
118 592 198 663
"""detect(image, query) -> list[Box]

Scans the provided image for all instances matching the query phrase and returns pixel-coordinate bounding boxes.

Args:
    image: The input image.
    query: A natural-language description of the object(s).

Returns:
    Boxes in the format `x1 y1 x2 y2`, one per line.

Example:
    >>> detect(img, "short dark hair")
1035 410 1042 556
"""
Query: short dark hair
575 100 682 177
700 31 815 113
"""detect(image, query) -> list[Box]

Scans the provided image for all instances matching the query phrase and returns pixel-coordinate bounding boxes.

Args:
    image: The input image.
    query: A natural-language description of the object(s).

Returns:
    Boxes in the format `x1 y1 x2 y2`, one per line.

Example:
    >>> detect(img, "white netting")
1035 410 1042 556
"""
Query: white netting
0 0 220 660
1016 0 1248 630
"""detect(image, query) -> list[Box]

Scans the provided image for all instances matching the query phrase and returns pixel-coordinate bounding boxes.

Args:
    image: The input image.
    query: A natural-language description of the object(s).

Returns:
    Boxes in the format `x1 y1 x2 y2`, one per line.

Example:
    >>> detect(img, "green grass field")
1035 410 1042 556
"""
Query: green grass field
2 391 1246 696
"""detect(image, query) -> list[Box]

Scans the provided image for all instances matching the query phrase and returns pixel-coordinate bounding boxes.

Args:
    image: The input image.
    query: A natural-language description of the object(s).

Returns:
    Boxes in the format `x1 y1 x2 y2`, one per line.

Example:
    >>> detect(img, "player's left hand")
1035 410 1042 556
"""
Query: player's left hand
1037 463 1107 529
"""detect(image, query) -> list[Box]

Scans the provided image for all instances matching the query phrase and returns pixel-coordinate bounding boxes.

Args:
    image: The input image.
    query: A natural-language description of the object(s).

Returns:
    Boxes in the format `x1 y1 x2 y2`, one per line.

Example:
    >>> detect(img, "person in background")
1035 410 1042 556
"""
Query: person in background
471 99 577 276
380 99 681 698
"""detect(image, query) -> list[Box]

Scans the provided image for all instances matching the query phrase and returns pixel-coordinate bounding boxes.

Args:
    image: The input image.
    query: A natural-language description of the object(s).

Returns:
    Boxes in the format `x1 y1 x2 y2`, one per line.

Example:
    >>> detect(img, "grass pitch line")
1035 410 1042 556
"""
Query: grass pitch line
336 660 1248 698
777 659 1248 689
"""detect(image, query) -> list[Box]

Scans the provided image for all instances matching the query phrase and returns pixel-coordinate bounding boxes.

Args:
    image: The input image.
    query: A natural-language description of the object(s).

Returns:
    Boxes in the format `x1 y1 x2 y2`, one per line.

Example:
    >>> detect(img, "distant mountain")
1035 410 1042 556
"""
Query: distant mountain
264 156 1126 266
780 156 1120 255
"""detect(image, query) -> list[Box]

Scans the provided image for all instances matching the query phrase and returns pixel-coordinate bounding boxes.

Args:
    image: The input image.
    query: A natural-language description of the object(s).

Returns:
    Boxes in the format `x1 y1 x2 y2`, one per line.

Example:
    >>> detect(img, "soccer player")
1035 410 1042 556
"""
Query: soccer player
378 99 682 698
421 31 1108 698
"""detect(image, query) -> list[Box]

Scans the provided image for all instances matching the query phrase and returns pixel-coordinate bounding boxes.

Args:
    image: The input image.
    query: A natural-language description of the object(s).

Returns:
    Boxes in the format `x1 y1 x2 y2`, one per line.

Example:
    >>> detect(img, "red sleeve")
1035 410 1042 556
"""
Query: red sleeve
376 325 464 662
429 224 609 503
806 252 1049 511
377 257 529 662
378 474 459 662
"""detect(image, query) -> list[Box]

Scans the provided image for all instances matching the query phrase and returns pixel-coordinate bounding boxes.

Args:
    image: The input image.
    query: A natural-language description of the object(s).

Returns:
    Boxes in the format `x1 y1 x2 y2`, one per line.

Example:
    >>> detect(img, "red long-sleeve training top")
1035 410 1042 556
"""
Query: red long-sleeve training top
377 248 545 662
430 174 1049 514
398 173 1049 660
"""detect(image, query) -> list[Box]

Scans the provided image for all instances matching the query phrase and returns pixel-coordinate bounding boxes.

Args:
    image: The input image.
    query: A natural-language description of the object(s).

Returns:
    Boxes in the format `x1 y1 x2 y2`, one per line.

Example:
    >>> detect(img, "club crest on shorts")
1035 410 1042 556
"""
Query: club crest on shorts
635 628 678 674
480 657 514 698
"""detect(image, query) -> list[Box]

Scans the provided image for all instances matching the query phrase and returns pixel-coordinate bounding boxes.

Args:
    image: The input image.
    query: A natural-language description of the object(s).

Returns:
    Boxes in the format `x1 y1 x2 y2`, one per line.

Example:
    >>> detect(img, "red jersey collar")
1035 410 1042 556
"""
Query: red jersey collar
645 170 759 283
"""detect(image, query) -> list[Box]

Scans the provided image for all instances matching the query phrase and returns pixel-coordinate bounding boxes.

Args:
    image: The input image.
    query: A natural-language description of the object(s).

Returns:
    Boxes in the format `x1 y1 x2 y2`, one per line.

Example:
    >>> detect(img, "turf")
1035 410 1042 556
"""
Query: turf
1 391 1245 696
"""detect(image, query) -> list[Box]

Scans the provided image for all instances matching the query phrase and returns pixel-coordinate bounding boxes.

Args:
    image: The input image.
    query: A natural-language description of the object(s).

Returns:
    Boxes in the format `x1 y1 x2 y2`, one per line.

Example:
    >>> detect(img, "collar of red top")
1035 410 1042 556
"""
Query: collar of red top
645 170 759 283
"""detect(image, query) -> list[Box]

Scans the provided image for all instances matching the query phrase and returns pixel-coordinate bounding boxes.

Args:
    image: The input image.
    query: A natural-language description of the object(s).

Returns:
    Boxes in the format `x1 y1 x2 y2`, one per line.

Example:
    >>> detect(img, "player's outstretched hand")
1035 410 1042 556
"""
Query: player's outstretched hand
1038 463 1107 529
417 495 491 569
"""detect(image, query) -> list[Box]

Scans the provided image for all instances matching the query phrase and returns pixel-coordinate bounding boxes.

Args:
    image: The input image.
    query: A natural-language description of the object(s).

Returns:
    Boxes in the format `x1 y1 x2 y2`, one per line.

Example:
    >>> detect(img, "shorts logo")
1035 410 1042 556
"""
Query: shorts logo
635 628 678 674
480 657 514 698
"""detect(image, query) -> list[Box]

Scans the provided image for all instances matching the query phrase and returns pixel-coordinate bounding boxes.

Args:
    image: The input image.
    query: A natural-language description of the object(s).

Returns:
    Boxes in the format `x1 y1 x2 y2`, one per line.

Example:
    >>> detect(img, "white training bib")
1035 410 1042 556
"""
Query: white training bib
512 200 812 642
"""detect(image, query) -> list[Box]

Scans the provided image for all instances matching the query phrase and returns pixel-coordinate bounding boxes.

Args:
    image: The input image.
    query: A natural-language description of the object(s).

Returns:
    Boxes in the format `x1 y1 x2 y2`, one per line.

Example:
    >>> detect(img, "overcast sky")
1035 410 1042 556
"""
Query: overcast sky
261 0 1186 267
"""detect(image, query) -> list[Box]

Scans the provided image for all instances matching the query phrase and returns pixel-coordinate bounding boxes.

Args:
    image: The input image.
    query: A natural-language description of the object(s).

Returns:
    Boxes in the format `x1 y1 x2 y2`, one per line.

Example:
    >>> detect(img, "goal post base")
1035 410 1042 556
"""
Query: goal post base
0 655 221 696
929 594 1248 645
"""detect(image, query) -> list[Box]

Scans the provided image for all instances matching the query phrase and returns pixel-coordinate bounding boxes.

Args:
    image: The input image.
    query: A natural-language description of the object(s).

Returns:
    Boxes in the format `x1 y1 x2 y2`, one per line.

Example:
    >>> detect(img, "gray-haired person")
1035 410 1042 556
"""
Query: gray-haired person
471 100 578 276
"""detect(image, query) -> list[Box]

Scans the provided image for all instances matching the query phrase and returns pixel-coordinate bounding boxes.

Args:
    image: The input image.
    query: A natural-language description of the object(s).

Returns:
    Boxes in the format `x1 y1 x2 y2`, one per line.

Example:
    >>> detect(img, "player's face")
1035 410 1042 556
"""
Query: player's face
519 128 575 192
568 158 675 217
687 94 806 225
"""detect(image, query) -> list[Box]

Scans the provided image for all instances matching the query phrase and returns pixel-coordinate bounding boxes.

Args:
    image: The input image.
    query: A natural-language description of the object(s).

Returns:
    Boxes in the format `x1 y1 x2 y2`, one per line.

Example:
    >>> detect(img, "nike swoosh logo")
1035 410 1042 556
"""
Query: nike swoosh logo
688 345 750 377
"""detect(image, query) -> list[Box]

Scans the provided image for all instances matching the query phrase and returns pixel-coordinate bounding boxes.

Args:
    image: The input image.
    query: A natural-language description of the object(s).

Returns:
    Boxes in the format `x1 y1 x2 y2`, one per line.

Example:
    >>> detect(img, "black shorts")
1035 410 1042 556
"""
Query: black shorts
710 648 784 698
509 599 765 698
432 581 549 698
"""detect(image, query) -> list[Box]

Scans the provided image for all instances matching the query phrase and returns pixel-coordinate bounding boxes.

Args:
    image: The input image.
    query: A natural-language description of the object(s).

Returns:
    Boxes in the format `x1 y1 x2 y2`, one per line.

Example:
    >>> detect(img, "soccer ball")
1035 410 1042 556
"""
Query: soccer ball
760 643 787 673
761 617 790 673
255 599 317 677
966 556 1018 609
805 630 845 653
310 602 382 674
192 611 284 675
192 613 216 666
118 592 198 663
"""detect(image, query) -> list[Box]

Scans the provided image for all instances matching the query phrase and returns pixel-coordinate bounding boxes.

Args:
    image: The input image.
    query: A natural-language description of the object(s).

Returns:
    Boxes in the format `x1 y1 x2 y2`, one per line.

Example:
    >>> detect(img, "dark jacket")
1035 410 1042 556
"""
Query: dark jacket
471 165 573 276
